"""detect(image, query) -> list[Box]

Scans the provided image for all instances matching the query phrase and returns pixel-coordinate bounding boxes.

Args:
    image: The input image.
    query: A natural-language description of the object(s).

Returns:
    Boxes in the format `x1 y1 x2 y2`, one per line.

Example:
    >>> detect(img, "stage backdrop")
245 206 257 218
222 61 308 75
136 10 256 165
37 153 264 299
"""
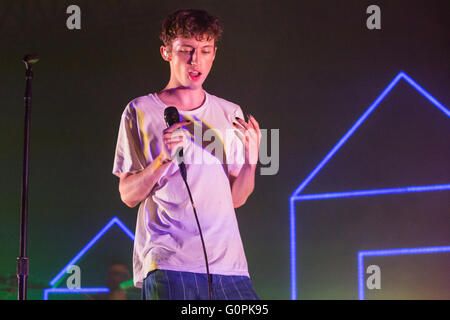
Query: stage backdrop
0 0 448 299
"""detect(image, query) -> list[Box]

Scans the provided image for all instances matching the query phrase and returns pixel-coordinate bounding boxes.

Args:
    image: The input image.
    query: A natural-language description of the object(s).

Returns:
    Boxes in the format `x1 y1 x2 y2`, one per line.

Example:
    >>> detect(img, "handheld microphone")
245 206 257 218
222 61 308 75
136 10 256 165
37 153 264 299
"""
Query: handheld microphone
164 106 187 181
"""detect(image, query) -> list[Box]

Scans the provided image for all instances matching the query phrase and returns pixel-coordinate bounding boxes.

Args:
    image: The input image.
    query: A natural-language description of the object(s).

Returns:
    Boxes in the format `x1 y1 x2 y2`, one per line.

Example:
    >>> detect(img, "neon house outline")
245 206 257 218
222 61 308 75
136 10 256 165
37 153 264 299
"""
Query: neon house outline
357 245 450 300
289 71 450 300
44 217 135 300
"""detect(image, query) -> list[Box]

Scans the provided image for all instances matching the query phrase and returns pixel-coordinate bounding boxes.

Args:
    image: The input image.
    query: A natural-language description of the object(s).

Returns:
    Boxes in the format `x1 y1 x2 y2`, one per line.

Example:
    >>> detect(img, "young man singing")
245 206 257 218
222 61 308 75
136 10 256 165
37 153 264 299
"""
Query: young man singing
112 9 260 300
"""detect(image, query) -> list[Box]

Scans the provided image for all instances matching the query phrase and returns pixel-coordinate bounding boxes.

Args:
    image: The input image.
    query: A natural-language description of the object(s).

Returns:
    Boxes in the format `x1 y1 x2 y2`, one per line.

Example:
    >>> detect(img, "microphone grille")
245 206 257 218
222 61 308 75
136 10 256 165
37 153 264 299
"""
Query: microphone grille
164 106 180 127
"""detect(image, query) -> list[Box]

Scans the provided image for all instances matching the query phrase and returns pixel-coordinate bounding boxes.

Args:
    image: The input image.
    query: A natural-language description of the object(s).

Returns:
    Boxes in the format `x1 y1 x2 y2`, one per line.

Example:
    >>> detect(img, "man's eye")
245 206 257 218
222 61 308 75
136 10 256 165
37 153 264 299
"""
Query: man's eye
202 51 211 54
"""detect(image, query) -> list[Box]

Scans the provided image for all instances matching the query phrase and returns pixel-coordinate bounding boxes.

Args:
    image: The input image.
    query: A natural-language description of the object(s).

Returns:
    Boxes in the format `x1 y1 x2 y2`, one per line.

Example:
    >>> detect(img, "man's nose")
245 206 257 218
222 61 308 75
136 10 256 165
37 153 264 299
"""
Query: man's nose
189 49 199 65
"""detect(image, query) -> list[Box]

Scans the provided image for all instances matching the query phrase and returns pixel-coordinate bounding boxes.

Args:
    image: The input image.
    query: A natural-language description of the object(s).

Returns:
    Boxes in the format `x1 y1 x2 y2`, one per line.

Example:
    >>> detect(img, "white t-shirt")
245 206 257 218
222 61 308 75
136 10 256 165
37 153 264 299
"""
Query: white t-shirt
112 91 250 288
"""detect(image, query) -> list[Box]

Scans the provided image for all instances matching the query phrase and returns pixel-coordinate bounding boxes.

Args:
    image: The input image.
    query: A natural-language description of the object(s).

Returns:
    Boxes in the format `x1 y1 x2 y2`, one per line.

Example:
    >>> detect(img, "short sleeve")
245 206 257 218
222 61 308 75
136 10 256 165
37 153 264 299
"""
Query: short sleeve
112 104 146 177
227 106 246 177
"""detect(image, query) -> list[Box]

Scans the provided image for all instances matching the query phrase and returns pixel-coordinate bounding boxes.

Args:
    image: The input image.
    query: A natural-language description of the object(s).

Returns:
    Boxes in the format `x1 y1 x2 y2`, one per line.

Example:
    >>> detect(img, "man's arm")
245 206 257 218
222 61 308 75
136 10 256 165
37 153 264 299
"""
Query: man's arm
118 154 171 208
229 164 256 208
231 115 261 208
118 120 190 208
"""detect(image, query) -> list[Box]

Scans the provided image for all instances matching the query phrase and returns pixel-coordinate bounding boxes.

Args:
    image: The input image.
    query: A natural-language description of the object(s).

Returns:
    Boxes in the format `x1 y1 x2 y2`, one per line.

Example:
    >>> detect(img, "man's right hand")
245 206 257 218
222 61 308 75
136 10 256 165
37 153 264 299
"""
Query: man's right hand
118 120 191 208
160 120 191 163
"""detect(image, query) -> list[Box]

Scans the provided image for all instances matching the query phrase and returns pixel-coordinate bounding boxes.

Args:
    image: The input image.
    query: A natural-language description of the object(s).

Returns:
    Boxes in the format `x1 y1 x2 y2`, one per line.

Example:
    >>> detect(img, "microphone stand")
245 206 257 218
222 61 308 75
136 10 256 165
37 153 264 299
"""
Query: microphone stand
17 54 39 300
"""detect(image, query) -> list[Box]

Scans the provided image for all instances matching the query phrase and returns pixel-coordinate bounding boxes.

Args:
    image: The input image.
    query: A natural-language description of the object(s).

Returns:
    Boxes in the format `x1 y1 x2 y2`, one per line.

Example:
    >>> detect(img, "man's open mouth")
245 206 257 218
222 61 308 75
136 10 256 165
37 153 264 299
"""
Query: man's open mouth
188 71 202 80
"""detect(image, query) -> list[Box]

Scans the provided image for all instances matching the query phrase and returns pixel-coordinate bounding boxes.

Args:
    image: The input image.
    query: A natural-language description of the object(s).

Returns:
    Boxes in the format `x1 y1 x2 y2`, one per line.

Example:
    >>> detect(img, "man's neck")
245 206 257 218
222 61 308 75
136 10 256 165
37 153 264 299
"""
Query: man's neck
158 86 206 111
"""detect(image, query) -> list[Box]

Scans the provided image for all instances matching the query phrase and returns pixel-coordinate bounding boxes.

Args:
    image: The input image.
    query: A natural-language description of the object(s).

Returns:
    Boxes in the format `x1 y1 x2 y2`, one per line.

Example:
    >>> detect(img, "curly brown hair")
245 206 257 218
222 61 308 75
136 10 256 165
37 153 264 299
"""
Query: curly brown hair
159 9 223 50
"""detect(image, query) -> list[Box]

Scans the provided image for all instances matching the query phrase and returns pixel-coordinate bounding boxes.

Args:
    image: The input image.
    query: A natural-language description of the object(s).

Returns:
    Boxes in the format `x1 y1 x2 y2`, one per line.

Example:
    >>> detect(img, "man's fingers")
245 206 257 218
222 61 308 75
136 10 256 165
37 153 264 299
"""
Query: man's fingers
232 121 245 134
235 115 260 137
234 125 259 144
164 130 185 138
234 117 250 129
163 128 189 141
166 136 187 159
234 129 245 144
164 131 187 144
233 122 260 146
164 136 184 144
248 114 260 131
163 120 191 134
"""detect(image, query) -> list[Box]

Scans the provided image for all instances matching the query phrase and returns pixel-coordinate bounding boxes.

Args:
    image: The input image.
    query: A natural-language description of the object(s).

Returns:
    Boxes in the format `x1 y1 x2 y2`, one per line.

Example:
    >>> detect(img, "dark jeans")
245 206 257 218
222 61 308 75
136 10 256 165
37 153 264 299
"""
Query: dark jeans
142 269 259 300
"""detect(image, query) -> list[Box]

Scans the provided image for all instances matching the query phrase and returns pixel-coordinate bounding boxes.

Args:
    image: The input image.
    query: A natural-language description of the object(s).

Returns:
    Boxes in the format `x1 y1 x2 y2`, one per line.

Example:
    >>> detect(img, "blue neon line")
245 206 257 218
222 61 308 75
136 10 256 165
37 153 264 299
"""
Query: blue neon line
43 287 110 300
291 72 404 199
289 70 400 297
400 73 450 117
291 71 449 199
358 252 365 300
289 197 297 300
49 217 135 286
357 246 450 300
292 184 450 201
289 71 450 300
359 245 450 258
49 219 116 286
112 217 136 241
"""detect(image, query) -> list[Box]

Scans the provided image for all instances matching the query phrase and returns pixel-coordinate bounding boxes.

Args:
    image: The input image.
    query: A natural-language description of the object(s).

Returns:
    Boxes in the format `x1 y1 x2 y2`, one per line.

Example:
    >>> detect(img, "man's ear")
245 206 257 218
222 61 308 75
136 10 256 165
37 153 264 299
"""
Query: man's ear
160 45 171 61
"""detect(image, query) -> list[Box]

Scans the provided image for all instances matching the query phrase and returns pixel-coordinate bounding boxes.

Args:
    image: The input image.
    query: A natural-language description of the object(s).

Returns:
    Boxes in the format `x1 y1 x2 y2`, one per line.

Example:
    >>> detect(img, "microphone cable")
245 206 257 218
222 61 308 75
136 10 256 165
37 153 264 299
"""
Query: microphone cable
180 171 212 300
164 106 212 300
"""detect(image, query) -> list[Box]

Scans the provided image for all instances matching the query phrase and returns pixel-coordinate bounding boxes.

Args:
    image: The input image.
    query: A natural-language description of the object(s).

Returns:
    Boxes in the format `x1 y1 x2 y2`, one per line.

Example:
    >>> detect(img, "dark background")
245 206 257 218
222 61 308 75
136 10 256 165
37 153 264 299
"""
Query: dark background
0 0 448 300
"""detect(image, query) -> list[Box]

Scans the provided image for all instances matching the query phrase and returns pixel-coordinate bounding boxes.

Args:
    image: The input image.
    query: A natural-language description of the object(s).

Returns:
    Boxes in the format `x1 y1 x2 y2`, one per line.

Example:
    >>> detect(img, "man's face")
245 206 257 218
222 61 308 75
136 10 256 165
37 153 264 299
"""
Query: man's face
163 35 217 90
